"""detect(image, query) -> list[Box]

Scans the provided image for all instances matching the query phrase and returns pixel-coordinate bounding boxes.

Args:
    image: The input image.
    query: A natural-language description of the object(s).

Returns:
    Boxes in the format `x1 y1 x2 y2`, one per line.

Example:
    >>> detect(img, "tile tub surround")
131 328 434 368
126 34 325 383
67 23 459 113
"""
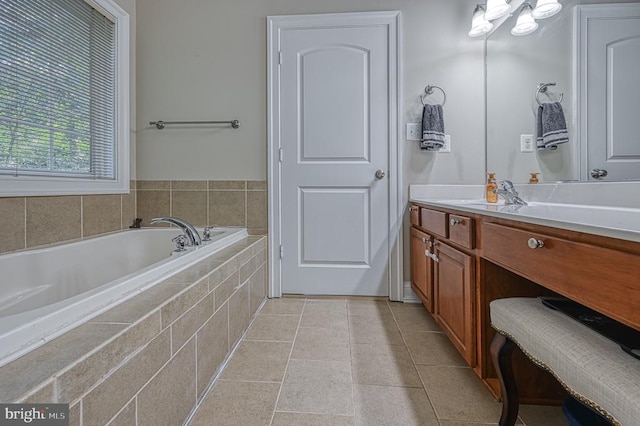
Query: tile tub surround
0 182 137 255
136 180 268 235
0 236 267 426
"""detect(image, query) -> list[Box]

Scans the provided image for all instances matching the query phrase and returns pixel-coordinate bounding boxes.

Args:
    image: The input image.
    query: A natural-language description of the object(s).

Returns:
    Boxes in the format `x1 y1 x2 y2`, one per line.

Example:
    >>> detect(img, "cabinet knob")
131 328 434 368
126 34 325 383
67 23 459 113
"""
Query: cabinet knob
527 238 544 249
450 218 461 226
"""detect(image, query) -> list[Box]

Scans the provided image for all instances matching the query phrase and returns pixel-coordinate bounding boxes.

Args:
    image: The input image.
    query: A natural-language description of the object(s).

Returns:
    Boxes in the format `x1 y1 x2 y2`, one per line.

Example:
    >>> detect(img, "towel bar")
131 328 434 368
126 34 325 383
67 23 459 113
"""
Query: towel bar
149 120 240 130
421 85 447 106
535 83 563 106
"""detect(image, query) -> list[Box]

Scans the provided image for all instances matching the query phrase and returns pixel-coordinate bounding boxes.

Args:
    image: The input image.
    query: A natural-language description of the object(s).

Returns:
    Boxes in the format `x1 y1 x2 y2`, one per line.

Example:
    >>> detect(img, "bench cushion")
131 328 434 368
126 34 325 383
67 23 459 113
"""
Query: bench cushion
490 297 640 426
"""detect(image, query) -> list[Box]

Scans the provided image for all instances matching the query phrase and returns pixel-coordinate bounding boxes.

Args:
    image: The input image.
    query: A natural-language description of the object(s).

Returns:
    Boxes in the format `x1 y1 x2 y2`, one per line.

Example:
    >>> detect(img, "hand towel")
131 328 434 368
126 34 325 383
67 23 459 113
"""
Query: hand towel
421 104 445 151
536 101 569 150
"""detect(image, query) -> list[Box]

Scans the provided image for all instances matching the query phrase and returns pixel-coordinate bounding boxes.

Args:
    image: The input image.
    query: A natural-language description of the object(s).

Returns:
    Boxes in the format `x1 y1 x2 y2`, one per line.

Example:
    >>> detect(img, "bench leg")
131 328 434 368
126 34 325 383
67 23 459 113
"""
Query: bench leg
491 333 519 426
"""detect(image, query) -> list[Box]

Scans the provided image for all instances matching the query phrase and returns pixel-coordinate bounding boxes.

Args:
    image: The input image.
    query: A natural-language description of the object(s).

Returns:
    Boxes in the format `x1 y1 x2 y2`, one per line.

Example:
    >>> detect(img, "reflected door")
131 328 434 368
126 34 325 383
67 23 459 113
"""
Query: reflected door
279 20 390 296
578 4 640 181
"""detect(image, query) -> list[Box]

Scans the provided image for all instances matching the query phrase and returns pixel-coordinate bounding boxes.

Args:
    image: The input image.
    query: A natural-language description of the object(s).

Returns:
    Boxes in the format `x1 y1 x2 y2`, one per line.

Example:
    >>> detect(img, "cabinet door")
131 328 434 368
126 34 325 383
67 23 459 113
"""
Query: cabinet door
410 227 433 312
434 241 475 365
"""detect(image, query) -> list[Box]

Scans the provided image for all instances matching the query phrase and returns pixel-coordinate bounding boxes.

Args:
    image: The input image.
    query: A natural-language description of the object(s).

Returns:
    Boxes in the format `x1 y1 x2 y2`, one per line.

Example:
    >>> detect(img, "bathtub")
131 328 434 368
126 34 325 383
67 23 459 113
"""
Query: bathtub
0 227 247 367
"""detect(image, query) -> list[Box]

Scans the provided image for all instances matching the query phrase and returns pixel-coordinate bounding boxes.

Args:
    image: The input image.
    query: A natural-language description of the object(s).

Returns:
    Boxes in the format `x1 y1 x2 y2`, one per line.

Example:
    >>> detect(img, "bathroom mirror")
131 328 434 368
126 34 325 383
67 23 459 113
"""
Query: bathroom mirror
486 0 640 183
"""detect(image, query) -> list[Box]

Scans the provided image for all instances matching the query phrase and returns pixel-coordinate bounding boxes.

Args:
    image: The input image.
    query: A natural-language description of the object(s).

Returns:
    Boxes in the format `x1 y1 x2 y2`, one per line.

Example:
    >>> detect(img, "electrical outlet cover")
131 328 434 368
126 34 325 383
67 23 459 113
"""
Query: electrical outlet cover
520 134 534 152
406 123 421 141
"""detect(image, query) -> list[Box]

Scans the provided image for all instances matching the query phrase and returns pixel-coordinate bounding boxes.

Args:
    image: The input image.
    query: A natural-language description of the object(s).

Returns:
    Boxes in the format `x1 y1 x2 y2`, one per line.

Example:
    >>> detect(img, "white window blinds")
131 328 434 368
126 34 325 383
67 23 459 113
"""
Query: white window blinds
0 0 117 179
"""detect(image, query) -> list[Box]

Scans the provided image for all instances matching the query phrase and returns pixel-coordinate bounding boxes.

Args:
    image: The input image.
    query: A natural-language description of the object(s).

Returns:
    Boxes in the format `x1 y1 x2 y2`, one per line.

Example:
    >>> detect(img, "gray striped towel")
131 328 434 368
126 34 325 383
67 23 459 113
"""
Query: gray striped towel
421 104 445 151
537 102 569 150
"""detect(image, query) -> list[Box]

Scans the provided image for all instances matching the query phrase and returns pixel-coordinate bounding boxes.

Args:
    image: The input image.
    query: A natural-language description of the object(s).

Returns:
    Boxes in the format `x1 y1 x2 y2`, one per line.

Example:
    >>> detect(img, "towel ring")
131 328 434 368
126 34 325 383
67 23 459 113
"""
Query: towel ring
421 85 447 106
535 82 564 106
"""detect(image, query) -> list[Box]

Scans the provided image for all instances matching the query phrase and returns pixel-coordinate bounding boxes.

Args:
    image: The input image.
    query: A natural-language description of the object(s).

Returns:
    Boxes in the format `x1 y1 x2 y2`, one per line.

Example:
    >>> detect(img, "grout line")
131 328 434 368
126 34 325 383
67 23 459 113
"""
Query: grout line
268 297 306 426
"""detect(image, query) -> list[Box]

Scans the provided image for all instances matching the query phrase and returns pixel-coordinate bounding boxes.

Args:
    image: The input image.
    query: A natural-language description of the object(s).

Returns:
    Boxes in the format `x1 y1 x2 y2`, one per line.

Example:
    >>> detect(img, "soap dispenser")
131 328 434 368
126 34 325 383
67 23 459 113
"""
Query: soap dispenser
486 173 498 203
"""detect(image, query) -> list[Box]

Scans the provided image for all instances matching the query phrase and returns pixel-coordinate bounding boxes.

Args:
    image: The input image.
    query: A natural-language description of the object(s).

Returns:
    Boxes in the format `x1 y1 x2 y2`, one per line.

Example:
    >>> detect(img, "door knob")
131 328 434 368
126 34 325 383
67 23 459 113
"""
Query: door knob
375 169 386 180
590 169 608 178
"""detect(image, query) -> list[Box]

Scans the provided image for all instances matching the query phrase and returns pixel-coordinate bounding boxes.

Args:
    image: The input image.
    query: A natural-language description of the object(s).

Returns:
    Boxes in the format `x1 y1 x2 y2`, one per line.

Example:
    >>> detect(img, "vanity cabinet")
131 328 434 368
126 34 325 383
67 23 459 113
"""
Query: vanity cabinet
408 201 640 404
409 205 476 365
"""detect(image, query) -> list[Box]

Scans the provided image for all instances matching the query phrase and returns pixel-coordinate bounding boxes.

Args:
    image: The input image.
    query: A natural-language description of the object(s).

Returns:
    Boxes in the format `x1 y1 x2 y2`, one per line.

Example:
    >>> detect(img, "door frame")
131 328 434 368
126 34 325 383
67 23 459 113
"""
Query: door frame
267 11 403 300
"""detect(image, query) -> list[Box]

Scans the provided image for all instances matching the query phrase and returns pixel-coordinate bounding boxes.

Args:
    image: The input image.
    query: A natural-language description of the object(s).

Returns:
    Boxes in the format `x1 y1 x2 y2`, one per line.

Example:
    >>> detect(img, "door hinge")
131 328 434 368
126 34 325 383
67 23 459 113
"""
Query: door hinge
278 51 283 65
279 245 284 259
279 148 283 162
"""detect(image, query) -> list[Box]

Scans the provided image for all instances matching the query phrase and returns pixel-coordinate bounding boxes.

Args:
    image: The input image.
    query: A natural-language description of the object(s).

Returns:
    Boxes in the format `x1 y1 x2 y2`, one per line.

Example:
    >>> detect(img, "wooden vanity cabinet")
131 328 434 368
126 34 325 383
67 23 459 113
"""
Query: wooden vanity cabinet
410 227 434 312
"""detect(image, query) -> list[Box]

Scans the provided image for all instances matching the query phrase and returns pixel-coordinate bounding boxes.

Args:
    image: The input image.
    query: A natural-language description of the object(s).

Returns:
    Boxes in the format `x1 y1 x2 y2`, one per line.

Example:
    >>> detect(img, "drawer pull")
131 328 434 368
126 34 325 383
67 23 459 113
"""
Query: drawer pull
450 218 461 226
527 238 545 249
410 206 418 212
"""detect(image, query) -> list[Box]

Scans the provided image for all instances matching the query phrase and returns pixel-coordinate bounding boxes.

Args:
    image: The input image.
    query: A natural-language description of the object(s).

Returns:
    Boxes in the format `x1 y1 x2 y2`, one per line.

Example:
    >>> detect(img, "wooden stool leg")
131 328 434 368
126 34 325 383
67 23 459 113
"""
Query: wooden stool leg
491 333 519 426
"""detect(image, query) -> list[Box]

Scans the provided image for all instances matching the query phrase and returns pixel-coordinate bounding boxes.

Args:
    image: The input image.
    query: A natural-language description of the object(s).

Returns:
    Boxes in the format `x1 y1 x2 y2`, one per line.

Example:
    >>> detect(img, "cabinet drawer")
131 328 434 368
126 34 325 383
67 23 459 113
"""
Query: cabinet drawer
448 214 474 249
420 208 447 238
482 222 640 330
410 205 420 227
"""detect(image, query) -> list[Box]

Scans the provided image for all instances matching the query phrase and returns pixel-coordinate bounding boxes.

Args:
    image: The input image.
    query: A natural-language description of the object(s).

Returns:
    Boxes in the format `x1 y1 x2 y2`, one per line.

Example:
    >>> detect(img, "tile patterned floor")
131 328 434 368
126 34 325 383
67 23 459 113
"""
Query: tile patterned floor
189 298 568 426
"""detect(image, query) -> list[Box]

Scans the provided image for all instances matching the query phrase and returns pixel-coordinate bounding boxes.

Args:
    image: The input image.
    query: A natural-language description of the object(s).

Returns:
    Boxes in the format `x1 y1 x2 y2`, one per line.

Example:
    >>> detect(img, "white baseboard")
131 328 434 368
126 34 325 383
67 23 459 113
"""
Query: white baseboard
403 281 421 304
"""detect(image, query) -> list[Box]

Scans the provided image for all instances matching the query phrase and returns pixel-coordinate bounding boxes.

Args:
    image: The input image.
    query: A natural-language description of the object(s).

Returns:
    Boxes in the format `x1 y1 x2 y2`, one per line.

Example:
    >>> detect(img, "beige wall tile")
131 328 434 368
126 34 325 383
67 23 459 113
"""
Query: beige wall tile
121 190 137 229
277 359 354 416
209 190 245 226
82 329 171 426
214 271 240 311
136 190 170 226
83 195 121 237
58 313 162 402
137 180 170 190
272 412 355 426
69 402 81 426
239 255 257 283
0 322 125 403
196 304 229 399
107 400 136 426
190 380 279 426
354 384 438 426
228 283 250 348
247 228 268 235
26 196 81 247
137 338 196 426
160 278 209 328
221 340 292 383
247 180 267 191
172 180 207 190
244 314 299 342
246 190 267 229
172 190 207 227
0 197 25 253
16 381 54 403
171 293 214 353
208 180 246 190
249 265 267 316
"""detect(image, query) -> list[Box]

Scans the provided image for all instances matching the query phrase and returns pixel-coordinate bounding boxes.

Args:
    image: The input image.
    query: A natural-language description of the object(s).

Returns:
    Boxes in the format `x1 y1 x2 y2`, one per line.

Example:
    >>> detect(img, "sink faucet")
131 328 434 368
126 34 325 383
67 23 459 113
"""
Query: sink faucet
494 180 528 206
150 217 202 246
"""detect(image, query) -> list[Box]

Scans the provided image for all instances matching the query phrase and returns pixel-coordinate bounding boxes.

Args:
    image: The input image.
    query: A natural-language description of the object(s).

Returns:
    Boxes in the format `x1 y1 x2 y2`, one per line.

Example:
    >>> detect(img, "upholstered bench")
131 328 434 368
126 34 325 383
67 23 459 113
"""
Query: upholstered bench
489 297 640 426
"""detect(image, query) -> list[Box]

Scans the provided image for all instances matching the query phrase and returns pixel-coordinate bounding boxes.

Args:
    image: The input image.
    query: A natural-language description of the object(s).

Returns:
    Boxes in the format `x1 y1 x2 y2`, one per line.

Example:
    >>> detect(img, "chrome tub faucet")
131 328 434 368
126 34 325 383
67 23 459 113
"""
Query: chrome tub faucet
494 180 528 206
150 217 202 246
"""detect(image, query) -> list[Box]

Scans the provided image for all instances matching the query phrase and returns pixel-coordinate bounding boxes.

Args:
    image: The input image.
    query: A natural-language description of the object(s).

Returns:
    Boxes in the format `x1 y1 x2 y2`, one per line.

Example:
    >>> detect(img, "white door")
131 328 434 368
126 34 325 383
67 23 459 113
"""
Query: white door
577 3 640 181
275 15 392 296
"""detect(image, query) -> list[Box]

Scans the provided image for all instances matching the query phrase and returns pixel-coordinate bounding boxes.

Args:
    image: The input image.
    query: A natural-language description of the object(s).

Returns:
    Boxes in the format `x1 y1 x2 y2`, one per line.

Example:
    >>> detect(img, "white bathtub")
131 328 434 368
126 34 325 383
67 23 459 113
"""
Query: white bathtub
0 227 247 366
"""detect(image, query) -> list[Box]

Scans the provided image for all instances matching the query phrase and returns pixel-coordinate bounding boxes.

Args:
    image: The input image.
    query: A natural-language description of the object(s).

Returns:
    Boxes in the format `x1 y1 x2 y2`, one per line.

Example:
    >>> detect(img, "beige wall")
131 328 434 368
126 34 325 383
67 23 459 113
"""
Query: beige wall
135 0 486 187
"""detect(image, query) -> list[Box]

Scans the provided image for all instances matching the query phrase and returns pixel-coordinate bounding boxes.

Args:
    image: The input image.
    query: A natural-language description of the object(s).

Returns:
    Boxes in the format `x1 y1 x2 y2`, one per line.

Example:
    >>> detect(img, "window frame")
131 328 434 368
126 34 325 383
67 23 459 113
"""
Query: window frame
0 0 130 197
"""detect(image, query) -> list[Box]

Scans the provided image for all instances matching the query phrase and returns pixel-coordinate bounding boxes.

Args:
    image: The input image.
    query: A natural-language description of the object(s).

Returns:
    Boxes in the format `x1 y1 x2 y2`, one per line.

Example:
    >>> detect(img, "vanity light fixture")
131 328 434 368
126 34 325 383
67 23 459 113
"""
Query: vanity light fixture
511 3 539 36
532 0 562 19
485 0 512 21
469 4 494 37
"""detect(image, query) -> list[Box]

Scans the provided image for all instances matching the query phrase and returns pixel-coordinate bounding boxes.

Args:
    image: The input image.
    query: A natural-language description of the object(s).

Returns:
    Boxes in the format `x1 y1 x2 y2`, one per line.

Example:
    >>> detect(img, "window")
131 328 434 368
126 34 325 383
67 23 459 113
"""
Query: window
0 0 129 196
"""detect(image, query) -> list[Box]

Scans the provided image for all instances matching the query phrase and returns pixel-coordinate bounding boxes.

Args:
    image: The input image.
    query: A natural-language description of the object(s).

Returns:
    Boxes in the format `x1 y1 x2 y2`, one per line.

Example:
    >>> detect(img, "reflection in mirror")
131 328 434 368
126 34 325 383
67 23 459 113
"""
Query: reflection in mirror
486 0 640 183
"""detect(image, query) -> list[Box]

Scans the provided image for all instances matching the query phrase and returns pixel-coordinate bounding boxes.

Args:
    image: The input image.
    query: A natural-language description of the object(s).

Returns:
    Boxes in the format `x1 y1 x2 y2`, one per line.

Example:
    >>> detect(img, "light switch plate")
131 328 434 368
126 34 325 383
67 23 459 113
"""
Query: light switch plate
406 123 421 141
439 135 451 153
520 134 534 152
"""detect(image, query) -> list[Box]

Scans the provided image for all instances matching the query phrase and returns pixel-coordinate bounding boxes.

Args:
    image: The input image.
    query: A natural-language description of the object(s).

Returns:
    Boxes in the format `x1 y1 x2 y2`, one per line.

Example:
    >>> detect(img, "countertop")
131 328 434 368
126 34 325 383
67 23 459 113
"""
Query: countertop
409 185 640 244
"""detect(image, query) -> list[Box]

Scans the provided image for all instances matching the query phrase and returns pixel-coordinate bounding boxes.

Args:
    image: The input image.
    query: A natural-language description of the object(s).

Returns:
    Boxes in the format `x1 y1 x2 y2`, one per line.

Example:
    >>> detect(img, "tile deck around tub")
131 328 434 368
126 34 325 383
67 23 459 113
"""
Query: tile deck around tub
189 298 569 426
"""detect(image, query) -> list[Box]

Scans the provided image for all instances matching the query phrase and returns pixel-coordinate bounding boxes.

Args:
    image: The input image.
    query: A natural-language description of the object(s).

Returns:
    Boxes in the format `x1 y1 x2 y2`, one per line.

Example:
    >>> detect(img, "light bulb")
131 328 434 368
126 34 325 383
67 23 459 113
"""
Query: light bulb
532 0 562 19
485 0 512 21
511 3 539 36
469 5 494 37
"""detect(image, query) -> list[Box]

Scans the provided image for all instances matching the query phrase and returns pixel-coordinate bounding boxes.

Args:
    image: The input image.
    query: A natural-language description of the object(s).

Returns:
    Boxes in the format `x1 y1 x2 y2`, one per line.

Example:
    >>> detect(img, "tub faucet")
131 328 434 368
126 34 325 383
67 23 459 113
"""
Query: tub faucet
494 180 528 206
150 217 202 246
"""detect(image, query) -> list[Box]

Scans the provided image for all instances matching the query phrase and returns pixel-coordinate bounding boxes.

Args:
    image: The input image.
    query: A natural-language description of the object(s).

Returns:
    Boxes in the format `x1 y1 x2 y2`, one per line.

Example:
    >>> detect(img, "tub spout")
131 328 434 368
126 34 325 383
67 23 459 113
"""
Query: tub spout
150 217 202 246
